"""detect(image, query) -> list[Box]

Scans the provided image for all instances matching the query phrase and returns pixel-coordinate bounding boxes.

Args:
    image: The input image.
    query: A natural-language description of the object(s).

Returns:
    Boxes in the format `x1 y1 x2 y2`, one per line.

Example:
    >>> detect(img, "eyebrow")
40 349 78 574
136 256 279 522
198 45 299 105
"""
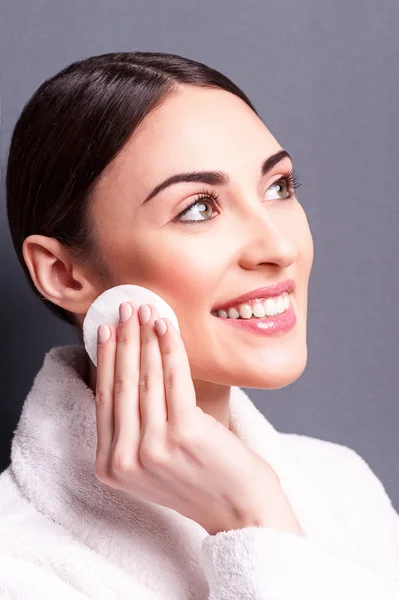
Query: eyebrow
140 149 292 206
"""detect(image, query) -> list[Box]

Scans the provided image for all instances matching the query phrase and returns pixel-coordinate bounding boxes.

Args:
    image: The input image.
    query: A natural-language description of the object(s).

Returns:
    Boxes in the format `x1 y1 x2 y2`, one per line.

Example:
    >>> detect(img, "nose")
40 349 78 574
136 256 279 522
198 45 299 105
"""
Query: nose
237 206 298 269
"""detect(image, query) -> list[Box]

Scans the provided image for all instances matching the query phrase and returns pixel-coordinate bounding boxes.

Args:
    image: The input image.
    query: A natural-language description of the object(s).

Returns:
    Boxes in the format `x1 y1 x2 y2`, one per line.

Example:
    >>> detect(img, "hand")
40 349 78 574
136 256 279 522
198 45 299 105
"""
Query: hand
94 301 303 536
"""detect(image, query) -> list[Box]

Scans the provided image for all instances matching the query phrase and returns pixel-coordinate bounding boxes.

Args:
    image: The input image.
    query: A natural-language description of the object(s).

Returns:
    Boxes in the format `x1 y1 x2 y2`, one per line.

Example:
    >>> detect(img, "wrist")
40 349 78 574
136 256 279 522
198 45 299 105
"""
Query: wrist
236 485 305 537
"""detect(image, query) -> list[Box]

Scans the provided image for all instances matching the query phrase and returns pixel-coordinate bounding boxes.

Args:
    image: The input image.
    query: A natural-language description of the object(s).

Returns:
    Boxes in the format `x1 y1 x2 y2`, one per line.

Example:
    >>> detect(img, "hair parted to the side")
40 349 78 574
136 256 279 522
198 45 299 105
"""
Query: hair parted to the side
6 51 259 328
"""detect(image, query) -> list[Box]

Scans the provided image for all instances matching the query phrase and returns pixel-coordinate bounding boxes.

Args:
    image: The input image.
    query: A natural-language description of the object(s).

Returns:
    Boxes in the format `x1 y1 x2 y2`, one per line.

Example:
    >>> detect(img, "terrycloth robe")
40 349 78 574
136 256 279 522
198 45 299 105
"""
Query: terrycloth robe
0 344 398 599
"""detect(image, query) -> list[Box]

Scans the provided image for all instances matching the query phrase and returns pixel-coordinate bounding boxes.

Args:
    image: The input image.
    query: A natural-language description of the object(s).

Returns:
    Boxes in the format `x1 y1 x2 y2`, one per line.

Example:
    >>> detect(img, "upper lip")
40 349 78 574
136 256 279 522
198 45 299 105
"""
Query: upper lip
212 278 295 312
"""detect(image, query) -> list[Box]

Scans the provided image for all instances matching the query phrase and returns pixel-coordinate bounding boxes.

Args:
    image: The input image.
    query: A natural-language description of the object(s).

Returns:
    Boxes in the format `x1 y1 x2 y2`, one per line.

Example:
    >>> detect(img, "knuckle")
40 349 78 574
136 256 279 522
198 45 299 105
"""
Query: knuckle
114 374 134 396
140 332 152 346
111 449 135 474
139 441 167 470
169 414 202 449
95 388 109 408
138 372 151 396
162 342 174 357
116 327 130 345
94 456 109 483
168 422 192 449
163 370 176 392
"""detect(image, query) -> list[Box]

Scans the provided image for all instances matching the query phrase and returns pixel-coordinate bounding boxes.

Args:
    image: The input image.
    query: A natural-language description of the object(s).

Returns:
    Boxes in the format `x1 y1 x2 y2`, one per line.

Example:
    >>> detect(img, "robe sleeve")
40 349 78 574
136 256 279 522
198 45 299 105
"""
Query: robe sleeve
201 446 399 599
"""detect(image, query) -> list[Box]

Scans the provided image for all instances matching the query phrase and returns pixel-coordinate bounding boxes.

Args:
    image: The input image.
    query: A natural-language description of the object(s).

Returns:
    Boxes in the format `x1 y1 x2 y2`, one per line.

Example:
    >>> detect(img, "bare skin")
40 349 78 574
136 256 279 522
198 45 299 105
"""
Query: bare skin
22 84 314 535
94 301 304 535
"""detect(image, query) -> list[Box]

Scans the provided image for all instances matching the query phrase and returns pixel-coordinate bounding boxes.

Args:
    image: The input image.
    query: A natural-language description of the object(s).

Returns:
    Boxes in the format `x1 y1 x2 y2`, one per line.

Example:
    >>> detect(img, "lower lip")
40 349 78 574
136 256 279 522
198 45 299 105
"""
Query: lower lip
212 298 297 336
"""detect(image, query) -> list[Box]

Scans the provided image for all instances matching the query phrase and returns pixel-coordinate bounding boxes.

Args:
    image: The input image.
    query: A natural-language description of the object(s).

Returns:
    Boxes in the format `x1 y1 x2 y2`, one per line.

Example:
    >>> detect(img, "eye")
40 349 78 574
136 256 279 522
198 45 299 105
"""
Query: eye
263 168 302 202
174 188 221 223
266 173 294 200
175 168 301 224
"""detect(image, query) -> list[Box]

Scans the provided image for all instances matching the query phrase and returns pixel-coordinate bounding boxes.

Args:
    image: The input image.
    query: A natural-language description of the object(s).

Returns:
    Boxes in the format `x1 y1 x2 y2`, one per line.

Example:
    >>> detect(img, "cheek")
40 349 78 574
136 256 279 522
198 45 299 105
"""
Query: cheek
288 203 314 271
137 242 223 354
108 234 221 315
299 212 314 273
147 243 220 306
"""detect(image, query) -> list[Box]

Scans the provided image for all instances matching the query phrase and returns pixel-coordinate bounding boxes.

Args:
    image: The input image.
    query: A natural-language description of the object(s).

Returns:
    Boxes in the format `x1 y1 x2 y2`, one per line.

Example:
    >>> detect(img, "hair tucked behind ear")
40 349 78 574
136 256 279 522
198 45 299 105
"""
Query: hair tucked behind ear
6 51 259 328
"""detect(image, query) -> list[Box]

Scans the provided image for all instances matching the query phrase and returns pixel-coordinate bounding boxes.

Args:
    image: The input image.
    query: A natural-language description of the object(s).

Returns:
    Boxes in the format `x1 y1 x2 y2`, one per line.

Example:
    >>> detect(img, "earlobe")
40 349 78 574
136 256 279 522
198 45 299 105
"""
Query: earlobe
22 234 98 315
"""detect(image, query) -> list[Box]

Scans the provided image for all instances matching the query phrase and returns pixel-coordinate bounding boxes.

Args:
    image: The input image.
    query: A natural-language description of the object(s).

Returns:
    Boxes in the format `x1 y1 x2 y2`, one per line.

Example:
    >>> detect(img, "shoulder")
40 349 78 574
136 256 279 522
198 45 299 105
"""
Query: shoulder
279 430 367 472
279 430 393 503
279 431 399 558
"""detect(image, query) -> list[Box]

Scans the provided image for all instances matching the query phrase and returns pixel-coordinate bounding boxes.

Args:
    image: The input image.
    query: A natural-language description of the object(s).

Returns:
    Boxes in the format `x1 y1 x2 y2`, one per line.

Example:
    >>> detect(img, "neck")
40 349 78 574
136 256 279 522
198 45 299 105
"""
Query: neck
85 355 232 430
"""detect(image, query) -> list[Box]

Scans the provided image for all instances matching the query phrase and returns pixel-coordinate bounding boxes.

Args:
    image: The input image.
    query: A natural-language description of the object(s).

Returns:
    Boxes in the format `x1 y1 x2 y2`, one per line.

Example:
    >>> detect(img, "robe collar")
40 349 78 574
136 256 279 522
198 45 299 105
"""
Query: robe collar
10 344 343 594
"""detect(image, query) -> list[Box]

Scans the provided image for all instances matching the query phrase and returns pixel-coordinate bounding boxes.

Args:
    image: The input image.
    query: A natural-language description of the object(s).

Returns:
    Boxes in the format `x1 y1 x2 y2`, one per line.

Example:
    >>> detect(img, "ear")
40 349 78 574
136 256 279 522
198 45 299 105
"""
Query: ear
22 234 101 316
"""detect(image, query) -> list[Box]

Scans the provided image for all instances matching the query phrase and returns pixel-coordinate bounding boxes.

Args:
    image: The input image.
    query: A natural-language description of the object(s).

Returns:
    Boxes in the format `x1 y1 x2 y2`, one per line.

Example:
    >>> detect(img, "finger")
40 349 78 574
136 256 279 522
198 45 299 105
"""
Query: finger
95 324 116 464
156 317 197 425
139 304 168 432
113 302 141 452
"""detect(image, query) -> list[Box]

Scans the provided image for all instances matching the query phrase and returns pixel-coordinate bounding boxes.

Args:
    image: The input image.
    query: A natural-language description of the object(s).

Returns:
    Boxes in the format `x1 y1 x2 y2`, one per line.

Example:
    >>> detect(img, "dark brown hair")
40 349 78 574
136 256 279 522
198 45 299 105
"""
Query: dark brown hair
6 51 258 327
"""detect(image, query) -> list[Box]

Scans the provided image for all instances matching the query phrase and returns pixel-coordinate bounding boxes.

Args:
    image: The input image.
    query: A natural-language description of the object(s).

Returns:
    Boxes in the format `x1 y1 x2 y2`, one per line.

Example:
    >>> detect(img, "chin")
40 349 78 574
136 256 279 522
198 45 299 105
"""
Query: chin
211 344 308 389
247 358 308 390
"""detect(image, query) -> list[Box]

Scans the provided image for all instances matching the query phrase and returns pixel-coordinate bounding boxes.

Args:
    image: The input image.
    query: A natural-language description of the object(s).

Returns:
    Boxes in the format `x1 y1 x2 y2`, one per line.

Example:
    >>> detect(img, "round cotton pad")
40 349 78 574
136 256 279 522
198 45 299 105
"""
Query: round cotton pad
83 284 180 366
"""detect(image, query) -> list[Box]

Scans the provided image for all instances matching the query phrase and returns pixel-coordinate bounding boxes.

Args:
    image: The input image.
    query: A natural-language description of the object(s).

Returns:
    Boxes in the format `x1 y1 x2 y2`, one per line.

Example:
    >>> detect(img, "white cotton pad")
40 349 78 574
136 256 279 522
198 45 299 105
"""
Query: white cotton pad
83 284 180 366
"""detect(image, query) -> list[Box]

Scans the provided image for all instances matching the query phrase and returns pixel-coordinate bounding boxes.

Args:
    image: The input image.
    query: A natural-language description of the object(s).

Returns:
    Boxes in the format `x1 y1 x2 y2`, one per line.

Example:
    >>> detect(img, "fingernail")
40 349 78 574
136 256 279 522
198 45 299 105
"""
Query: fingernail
154 318 167 337
119 302 132 322
98 324 110 343
139 304 151 325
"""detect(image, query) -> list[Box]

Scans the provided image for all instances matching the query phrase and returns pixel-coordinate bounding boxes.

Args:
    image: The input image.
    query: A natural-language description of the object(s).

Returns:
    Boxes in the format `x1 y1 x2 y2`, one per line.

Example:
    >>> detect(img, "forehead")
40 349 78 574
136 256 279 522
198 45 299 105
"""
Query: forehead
98 85 280 197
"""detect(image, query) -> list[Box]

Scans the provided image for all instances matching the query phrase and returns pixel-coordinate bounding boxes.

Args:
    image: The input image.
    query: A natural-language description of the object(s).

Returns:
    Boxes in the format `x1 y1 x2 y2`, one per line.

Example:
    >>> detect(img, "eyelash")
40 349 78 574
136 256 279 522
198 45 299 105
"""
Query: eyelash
174 168 302 224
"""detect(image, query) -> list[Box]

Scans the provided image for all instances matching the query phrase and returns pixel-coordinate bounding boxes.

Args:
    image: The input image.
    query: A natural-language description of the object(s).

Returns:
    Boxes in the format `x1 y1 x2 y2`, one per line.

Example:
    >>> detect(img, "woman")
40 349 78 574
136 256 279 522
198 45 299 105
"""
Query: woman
1 51 398 599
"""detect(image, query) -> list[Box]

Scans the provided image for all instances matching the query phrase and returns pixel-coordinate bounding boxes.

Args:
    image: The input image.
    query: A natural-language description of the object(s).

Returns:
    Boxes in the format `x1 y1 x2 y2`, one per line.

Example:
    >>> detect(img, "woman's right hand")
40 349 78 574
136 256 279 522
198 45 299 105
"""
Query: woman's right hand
93 301 302 536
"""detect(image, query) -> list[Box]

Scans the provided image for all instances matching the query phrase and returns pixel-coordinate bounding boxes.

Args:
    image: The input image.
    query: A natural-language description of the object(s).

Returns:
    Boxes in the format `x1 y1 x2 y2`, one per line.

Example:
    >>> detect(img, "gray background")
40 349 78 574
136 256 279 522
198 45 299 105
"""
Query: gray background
1 1 398 510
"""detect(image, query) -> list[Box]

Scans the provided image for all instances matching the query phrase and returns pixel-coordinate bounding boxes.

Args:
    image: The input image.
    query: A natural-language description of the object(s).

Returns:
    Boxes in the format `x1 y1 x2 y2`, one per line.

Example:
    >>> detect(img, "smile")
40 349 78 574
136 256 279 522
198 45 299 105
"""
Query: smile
211 291 291 320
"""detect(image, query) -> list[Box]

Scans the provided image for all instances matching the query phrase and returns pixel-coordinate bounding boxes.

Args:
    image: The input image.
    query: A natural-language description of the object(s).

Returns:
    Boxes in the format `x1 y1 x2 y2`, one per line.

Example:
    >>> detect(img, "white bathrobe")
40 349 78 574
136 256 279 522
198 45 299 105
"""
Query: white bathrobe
0 345 398 599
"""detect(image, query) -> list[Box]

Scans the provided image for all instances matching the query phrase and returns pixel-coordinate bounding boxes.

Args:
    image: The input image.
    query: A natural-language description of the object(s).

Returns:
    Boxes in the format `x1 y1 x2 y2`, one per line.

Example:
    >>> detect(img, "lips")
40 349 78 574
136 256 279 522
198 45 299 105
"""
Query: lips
212 278 295 312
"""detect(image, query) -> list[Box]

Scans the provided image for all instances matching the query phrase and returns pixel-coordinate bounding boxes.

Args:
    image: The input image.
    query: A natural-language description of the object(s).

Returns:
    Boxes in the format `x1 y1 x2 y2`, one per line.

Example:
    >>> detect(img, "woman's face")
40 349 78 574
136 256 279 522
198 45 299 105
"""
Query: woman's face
88 84 314 389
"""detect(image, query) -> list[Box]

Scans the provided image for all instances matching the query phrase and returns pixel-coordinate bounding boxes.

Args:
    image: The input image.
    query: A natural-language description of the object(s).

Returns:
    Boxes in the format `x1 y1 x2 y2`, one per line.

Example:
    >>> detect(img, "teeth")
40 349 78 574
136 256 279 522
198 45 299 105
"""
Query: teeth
252 302 266 318
238 305 252 319
263 297 279 317
214 292 291 320
227 307 240 319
